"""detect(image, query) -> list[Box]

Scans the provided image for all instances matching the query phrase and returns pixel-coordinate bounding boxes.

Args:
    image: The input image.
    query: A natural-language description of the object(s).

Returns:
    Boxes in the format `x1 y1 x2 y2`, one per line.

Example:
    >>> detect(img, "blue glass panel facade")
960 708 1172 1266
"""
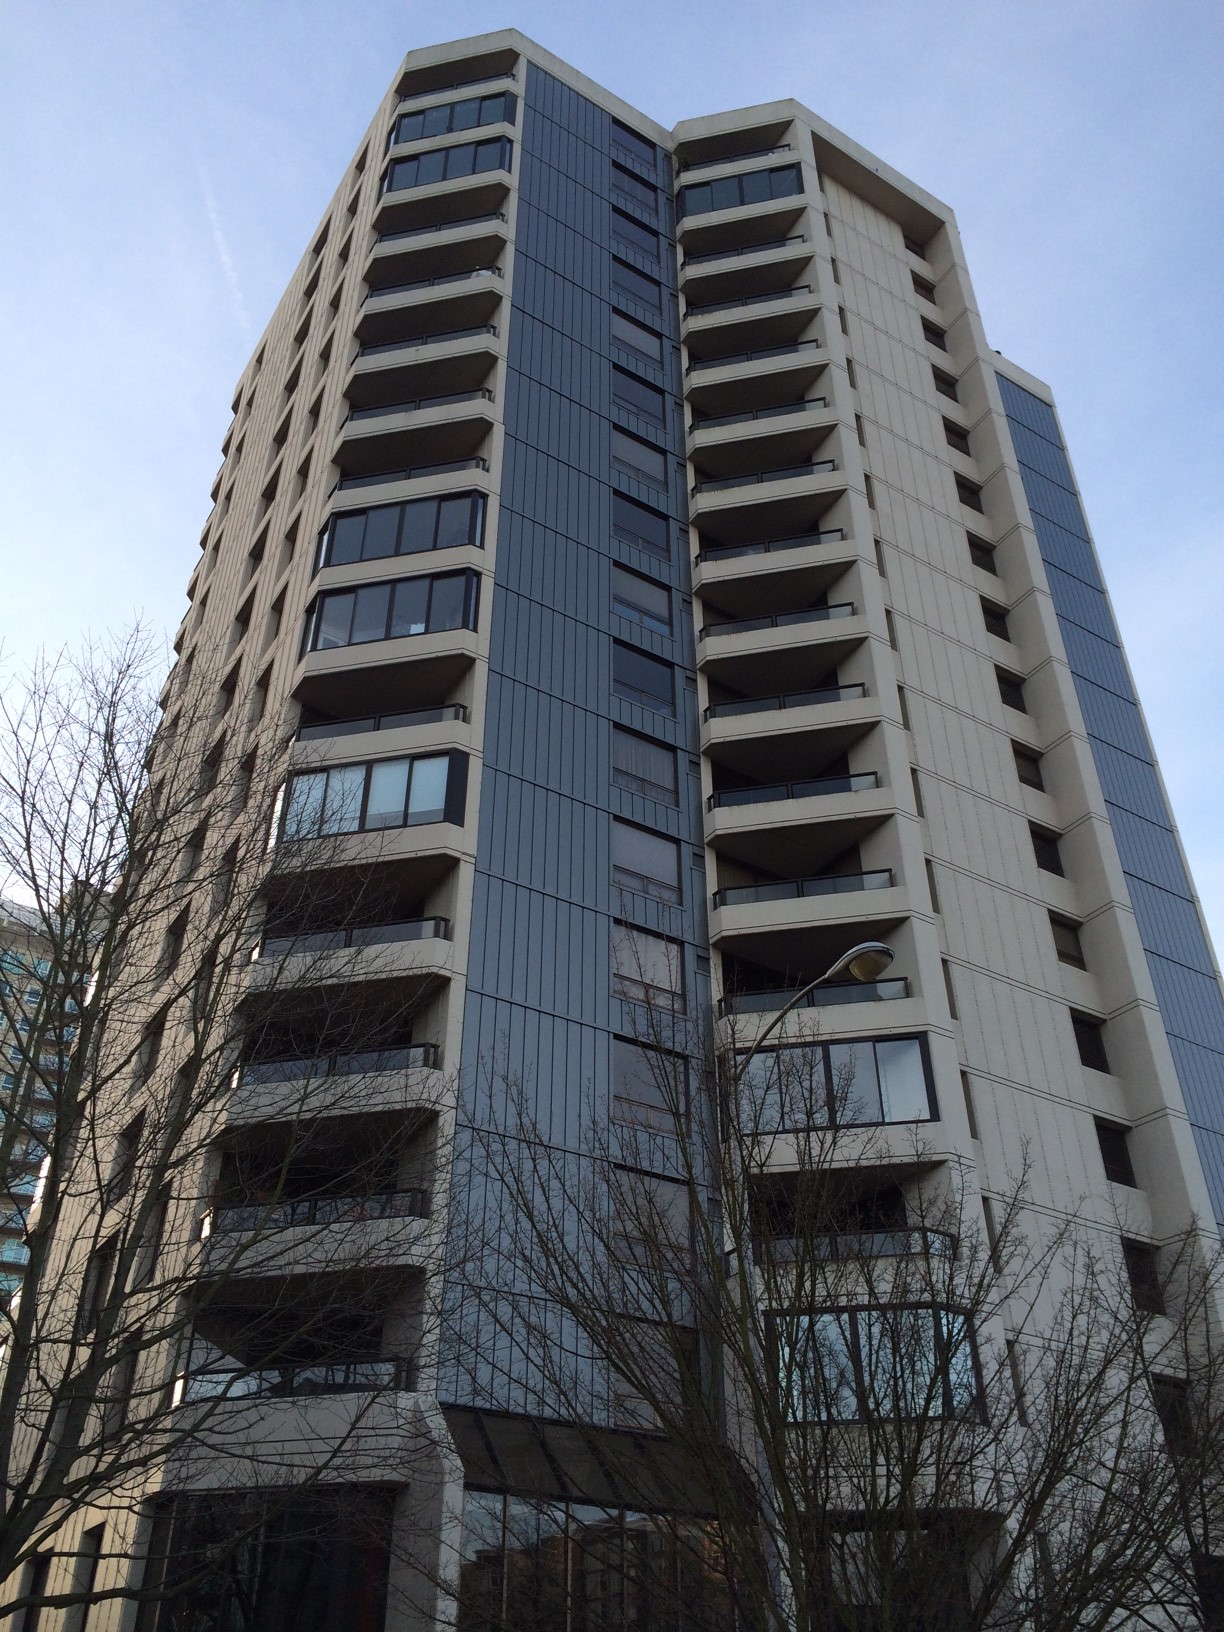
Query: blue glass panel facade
441 66 703 1412
997 372 1224 1225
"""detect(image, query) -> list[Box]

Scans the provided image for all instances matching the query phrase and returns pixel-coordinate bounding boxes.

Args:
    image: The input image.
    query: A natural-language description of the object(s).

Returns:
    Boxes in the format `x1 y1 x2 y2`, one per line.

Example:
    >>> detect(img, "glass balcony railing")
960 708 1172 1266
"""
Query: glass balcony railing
692 397 827 432
708 771 879 810
255 918 451 959
345 390 493 425
713 869 892 909
756 1227 954 1264
700 601 854 639
335 456 488 491
181 1356 416 1403
720 977 908 1016
698 528 845 563
687 339 821 373
677 144 793 175
682 234 806 268
364 266 502 302
296 703 468 742
686 284 812 318
357 323 498 358
237 1044 440 1086
693 459 835 496
202 1188 431 1237
705 682 866 720
375 210 508 245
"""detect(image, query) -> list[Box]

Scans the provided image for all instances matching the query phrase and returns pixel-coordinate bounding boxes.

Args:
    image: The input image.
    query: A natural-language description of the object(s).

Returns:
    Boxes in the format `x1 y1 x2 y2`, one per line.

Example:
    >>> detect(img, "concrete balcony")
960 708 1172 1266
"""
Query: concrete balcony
334 392 495 481
247 917 456 997
366 214 508 287
198 1200 440 1280
373 168 511 235
224 1050 449 1130
681 234 813 304
355 269 503 347
698 609 869 696
293 623 480 713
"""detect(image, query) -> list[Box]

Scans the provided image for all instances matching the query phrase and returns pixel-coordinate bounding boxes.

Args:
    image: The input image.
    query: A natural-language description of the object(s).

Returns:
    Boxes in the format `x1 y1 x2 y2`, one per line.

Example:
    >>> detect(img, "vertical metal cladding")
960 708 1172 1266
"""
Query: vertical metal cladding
441 64 702 1410
997 374 1224 1225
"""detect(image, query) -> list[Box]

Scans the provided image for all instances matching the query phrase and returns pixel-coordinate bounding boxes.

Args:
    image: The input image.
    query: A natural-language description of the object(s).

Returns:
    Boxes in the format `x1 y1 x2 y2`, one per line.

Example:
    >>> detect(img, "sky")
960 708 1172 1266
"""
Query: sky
1 0 1222 946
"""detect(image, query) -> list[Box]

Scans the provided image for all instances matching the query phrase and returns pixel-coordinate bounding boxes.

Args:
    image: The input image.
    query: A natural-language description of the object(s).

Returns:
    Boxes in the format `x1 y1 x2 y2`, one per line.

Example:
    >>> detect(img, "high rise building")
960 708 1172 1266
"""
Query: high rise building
18 28 1224 1630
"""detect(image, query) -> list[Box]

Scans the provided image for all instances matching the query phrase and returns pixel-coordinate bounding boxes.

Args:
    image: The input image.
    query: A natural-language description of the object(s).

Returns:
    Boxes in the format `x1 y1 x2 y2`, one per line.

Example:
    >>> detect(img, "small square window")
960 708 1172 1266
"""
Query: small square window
944 420 971 457
922 319 947 350
981 600 1011 641
1152 1375 1194 1454
1050 915 1086 969
996 669 1027 713
1095 1120 1137 1187
967 532 997 574
912 272 937 302
1071 1012 1110 1073
1031 825 1064 876
933 368 959 402
1122 1238 1164 1315
903 233 928 259
1013 744 1044 790
956 476 984 512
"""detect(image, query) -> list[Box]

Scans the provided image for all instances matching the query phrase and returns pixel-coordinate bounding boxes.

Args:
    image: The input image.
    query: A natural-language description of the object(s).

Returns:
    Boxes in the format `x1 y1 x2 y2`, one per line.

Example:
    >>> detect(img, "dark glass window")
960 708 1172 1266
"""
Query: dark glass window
1152 1376 1195 1455
382 136 512 193
678 163 803 218
904 233 928 258
1095 1120 1137 1187
610 162 657 214
913 272 937 302
611 208 658 258
1050 915 1086 969
611 492 669 556
996 669 1026 713
1013 744 1044 790
612 923 684 1010
922 319 948 350
612 819 681 903
390 92 515 146
737 1037 934 1130
1122 1239 1164 1315
933 368 960 401
967 532 997 573
305 571 478 652
611 258 662 310
957 476 984 511
317 493 484 569
612 428 667 485
283 753 460 839
1031 826 1064 876
612 727 678 801
945 420 972 456
611 310 663 361
612 643 673 712
611 565 670 633
981 600 1011 641
612 1039 685 1131
610 119 656 166
612 366 665 424
773 1305 980 1422
1071 1012 1110 1073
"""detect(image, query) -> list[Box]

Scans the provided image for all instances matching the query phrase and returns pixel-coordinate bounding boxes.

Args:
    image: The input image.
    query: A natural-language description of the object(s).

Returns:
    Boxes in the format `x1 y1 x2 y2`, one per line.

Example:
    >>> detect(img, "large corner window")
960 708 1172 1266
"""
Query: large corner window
318 493 484 571
382 136 512 194
282 752 465 839
737 1036 935 1130
389 91 515 148
304 570 479 653
773 1305 981 1422
611 161 657 215
610 118 656 168
611 208 658 260
678 163 802 218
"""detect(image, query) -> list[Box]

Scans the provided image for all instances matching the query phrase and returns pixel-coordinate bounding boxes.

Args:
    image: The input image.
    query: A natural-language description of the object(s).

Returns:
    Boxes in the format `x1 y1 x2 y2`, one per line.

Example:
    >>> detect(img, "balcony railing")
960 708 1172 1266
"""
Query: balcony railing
202 1188 431 1237
756 1227 954 1264
693 459 835 495
692 397 827 432
345 390 493 426
364 266 502 302
683 234 806 268
237 1045 440 1086
256 918 451 959
357 323 498 358
296 703 468 741
334 456 488 492
705 682 866 720
687 284 812 318
687 340 820 374
700 601 854 639
677 143 793 174
720 977 908 1016
376 210 508 244
181 1356 416 1403
397 69 517 102
708 771 879 810
698 528 845 563
713 869 892 909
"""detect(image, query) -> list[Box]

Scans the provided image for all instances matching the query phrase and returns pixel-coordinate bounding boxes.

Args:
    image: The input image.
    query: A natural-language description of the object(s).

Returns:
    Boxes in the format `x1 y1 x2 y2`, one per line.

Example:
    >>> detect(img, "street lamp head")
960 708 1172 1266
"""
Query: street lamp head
827 940 894 984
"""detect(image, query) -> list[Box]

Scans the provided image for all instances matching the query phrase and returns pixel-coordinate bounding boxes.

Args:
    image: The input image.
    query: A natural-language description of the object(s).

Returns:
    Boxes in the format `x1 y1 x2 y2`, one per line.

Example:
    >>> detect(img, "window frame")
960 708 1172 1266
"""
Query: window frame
303 569 480 653
316 492 485 572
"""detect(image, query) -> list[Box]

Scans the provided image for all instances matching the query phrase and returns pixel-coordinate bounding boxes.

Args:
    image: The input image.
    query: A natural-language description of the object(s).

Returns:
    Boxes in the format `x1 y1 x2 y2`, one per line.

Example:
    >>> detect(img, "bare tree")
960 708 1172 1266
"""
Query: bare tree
0 632 454 1625
451 1003 1224 1631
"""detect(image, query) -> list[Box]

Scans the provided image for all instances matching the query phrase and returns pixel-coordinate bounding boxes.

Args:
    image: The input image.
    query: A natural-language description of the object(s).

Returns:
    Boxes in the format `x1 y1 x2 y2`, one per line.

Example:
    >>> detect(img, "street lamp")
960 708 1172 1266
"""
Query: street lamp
730 939 895 1090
